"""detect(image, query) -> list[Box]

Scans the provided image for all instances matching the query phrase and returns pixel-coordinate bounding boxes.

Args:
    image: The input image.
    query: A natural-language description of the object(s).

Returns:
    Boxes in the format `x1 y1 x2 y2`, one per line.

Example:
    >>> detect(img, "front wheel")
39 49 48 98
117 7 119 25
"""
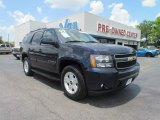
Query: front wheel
61 65 87 100
14 55 20 60
146 53 152 57
16 57 20 60
23 57 33 76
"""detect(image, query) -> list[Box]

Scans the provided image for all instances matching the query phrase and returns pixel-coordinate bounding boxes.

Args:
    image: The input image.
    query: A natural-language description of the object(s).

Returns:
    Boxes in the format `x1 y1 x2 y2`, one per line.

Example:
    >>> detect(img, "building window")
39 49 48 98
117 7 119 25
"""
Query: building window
94 37 115 44
117 42 123 45
124 44 137 50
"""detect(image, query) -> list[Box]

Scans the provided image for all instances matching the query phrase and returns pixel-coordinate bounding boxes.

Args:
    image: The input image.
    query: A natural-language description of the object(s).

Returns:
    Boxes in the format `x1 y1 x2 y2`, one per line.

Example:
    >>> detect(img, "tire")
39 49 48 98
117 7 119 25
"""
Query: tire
13 54 20 60
23 57 33 76
61 65 87 100
15 56 20 60
146 53 152 57
16 57 20 60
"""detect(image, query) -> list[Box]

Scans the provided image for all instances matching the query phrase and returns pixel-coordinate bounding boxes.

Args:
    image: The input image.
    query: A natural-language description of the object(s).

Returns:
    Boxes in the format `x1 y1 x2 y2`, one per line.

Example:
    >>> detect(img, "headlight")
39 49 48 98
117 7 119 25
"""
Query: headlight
90 55 113 68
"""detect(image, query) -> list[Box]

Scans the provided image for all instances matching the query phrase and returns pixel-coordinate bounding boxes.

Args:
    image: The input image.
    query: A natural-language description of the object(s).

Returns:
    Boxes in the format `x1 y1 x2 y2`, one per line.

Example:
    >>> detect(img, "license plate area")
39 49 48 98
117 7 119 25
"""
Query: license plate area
126 78 132 85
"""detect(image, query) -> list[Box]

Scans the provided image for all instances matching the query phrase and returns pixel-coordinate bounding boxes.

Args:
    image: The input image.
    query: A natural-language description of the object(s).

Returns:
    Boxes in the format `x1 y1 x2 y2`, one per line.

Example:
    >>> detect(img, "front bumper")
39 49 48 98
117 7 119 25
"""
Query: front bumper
84 63 140 94
12 51 20 57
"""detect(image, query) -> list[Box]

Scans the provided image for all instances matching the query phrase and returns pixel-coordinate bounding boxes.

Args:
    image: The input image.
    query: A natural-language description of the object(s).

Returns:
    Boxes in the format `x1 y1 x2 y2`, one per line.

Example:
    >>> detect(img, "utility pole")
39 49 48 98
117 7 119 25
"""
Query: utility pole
8 34 9 43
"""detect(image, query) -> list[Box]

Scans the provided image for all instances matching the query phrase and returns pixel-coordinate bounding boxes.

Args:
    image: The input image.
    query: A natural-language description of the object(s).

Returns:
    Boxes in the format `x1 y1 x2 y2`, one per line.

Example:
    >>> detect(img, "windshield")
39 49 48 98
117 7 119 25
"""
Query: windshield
147 46 156 50
55 29 99 43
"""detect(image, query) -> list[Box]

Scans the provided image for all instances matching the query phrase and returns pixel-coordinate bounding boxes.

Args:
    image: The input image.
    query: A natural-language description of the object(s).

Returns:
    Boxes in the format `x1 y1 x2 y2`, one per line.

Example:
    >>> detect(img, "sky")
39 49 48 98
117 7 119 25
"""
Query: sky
0 0 160 41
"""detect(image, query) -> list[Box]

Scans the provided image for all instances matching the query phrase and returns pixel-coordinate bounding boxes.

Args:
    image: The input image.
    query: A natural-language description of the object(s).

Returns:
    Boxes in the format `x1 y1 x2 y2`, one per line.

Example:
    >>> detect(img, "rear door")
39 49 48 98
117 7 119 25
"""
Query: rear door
38 30 59 73
29 31 43 68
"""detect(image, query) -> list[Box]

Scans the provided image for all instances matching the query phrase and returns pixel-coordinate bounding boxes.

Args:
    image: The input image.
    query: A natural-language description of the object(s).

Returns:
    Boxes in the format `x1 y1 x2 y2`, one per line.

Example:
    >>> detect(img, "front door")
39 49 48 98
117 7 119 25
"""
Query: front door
137 49 146 56
37 30 59 73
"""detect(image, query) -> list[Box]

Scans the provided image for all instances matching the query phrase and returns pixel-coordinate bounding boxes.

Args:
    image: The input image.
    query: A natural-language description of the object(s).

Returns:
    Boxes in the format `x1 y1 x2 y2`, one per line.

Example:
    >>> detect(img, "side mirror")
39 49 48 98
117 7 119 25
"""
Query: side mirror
41 38 59 47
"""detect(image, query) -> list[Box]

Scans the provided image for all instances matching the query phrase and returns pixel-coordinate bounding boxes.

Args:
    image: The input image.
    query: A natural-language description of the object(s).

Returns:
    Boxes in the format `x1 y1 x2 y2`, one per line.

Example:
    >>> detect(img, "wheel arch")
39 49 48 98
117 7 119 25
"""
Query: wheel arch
146 52 153 56
22 53 28 61
58 58 85 76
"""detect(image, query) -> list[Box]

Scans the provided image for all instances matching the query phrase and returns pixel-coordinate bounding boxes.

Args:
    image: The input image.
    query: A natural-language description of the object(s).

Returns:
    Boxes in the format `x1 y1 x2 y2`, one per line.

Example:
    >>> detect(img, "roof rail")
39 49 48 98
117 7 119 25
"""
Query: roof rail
30 28 47 33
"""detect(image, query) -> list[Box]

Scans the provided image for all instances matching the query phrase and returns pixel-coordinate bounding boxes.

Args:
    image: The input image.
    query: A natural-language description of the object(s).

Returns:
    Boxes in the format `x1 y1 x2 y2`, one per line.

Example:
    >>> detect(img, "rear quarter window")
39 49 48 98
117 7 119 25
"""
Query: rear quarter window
22 33 34 44
22 36 28 43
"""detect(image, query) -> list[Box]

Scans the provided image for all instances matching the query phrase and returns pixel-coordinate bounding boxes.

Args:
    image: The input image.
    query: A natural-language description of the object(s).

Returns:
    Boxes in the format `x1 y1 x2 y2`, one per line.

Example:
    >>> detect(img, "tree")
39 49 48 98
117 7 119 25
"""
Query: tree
0 36 4 44
151 17 160 46
137 20 154 46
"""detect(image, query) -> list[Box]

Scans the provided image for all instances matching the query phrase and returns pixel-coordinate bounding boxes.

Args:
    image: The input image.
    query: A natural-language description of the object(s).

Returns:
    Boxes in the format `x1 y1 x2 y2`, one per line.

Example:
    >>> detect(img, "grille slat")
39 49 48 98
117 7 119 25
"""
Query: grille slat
114 53 137 69
115 53 135 58
117 60 136 69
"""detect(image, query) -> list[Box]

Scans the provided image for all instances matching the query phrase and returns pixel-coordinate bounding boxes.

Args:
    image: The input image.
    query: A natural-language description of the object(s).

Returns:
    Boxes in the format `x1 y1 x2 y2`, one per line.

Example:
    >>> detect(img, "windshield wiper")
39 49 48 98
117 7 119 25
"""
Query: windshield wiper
85 41 98 43
65 40 85 43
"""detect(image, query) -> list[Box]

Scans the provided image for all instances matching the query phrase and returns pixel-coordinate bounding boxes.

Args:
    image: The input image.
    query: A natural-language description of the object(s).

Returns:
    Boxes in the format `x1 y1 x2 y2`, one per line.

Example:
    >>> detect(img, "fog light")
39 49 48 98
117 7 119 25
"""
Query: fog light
101 84 104 88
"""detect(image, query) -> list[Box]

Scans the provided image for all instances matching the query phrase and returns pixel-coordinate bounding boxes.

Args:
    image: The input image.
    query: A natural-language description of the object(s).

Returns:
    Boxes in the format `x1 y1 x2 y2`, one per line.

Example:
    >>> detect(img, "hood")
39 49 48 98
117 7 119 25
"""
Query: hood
69 43 135 55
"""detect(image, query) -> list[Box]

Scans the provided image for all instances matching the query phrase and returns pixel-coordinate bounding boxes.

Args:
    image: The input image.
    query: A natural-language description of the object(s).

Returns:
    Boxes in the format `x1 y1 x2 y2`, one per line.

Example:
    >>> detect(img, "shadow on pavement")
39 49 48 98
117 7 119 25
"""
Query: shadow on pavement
137 56 159 59
33 73 141 108
33 73 62 91
80 84 141 108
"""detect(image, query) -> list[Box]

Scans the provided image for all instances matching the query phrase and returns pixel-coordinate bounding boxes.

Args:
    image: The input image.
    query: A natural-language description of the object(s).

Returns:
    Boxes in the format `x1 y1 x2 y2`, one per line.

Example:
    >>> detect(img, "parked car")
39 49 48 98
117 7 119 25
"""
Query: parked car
20 28 140 100
12 42 21 59
136 48 158 57
12 46 20 59
0 44 12 54
146 46 160 54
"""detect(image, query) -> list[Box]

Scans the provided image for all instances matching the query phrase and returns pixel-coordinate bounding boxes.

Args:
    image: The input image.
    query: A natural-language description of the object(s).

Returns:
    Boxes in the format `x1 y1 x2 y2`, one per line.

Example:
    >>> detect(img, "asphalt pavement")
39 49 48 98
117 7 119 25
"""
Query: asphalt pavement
0 54 160 120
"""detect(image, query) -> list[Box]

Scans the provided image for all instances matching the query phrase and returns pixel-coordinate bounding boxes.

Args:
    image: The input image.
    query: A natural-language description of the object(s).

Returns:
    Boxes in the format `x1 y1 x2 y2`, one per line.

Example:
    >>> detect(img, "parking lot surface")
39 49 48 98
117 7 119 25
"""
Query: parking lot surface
0 55 160 120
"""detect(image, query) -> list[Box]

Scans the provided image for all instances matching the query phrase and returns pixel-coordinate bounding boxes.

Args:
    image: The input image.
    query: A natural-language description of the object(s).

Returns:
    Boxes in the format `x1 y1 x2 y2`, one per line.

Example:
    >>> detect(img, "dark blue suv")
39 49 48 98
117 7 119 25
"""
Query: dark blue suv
20 28 140 100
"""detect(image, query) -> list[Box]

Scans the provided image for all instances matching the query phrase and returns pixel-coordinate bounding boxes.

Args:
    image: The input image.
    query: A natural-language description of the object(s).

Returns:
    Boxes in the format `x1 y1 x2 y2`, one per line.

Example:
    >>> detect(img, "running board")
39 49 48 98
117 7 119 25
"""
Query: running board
32 69 60 81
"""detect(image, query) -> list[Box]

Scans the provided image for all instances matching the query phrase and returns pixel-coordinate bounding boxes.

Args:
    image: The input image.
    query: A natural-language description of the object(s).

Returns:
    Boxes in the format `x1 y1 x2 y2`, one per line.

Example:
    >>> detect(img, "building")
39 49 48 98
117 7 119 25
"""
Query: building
14 21 46 47
14 12 141 49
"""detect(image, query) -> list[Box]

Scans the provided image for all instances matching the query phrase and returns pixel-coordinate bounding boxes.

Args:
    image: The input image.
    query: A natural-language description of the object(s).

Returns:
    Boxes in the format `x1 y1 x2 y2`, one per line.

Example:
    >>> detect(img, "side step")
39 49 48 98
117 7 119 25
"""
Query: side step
32 69 60 81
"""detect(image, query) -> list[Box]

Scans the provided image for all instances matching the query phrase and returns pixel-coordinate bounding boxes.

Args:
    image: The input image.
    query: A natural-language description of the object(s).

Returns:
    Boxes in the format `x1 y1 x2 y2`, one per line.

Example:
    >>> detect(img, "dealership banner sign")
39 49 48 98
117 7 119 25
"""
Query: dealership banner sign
97 23 138 38
59 19 78 30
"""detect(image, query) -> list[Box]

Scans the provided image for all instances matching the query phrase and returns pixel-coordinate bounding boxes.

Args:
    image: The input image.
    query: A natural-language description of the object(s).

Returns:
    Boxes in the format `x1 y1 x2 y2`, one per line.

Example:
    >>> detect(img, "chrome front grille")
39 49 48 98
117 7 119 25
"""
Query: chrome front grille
114 53 137 69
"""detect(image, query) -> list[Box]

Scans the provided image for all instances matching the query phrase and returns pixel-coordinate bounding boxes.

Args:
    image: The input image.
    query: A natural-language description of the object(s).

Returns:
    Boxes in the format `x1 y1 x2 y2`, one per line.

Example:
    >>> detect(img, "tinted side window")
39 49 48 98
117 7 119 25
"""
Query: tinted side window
6 45 10 47
31 32 43 45
27 33 34 43
22 35 28 43
138 49 144 51
1 44 5 47
43 30 57 42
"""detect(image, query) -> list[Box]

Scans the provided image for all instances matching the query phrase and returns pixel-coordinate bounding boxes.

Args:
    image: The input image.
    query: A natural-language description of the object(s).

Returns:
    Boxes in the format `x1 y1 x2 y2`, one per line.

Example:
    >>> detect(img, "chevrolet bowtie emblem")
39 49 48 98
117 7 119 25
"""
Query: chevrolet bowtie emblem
128 56 136 61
